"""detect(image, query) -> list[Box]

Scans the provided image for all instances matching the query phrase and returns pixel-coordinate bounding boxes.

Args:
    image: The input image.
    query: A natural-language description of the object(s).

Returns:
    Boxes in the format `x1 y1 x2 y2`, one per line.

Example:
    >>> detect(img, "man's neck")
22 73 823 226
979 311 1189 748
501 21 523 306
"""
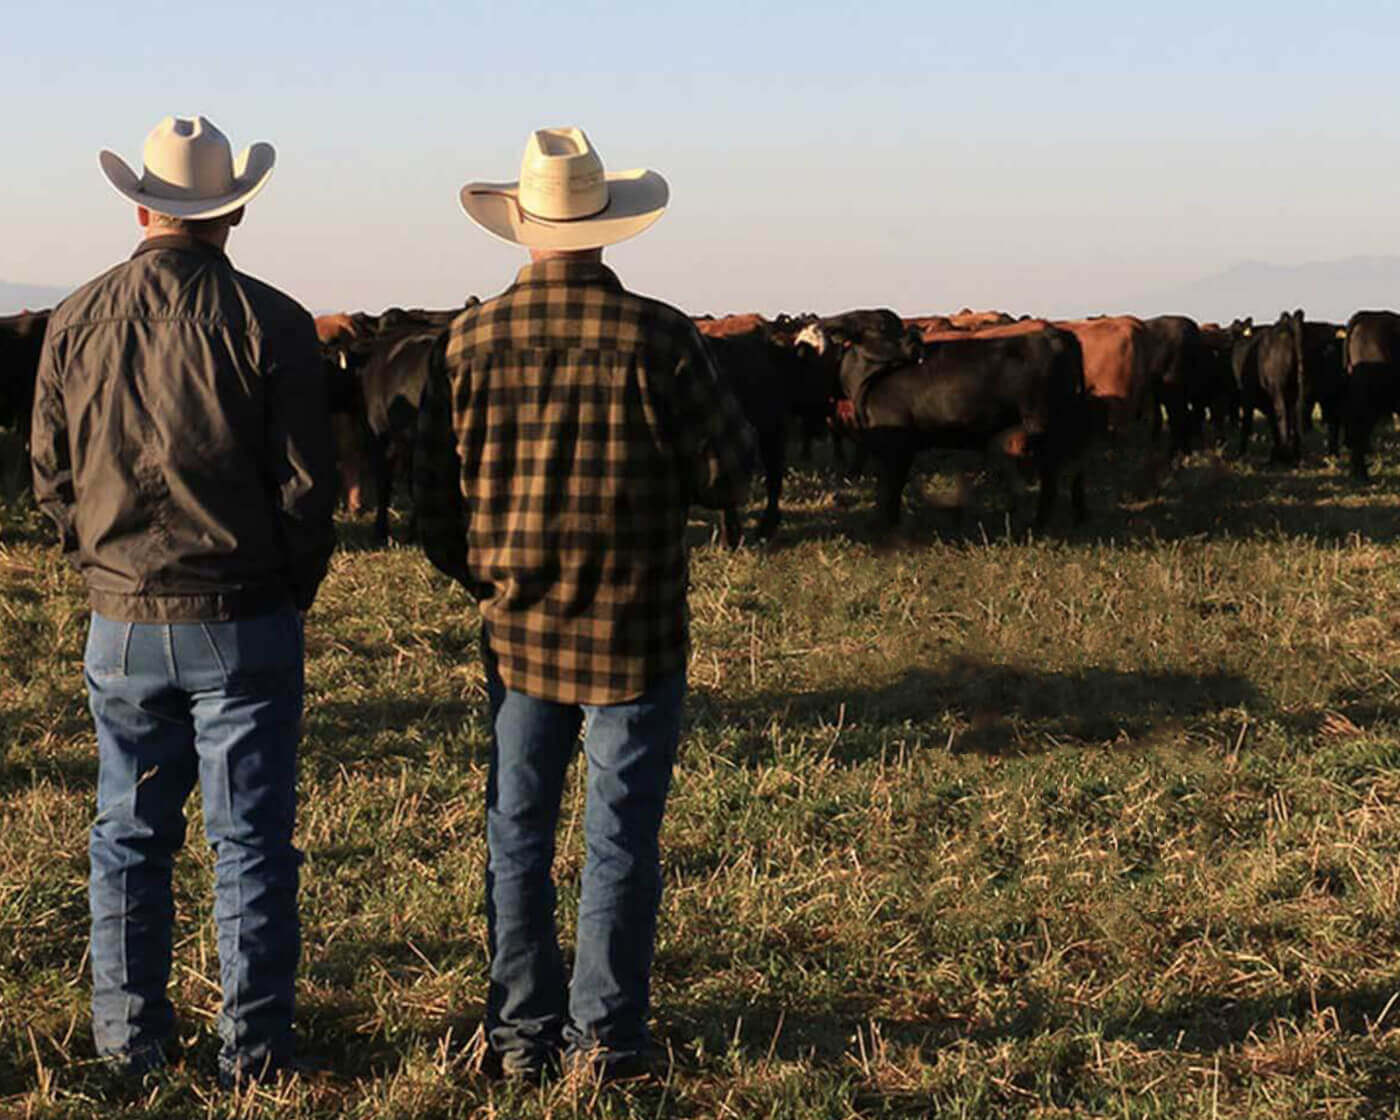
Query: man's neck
528 248 604 265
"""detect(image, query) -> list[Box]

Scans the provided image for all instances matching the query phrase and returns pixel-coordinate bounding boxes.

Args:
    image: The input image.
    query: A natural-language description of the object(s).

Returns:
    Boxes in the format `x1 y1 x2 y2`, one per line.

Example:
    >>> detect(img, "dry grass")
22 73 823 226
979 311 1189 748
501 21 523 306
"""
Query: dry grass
5 430 1400 1117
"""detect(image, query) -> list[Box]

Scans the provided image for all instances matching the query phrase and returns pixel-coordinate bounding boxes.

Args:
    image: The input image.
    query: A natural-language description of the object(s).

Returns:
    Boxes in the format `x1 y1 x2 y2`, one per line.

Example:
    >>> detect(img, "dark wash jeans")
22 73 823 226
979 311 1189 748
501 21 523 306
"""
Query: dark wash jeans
84 607 303 1078
482 640 685 1070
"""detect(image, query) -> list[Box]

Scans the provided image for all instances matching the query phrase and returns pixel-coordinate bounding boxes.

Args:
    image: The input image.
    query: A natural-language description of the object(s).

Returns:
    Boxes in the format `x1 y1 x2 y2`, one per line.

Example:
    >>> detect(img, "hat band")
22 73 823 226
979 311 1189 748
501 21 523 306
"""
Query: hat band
470 188 609 225
140 170 236 201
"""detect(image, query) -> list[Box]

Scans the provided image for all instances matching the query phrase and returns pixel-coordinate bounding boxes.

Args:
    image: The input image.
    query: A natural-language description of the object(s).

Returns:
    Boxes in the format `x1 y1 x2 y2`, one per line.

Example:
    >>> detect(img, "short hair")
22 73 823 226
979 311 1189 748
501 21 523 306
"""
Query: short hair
150 210 235 236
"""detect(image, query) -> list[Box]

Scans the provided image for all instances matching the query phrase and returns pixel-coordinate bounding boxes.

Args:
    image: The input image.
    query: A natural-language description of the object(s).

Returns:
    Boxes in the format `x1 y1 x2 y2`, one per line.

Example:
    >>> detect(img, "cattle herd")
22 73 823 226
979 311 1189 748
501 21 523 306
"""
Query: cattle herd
4 300 1400 542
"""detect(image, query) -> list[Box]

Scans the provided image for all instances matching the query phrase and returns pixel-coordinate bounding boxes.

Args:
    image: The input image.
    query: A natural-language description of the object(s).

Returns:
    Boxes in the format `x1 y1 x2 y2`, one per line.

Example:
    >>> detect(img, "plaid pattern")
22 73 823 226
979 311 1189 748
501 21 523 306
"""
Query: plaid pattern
414 259 755 705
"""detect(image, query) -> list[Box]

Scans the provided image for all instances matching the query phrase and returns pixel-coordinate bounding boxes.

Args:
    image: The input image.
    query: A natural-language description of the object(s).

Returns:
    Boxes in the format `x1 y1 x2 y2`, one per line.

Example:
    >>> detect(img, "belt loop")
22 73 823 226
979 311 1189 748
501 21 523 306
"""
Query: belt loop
163 624 177 682
119 622 134 677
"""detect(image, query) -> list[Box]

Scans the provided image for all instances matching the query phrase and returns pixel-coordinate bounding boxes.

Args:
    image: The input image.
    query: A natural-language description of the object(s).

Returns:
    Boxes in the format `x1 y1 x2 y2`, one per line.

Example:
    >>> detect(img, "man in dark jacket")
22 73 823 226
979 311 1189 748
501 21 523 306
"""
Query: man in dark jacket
415 127 754 1082
30 115 335 1086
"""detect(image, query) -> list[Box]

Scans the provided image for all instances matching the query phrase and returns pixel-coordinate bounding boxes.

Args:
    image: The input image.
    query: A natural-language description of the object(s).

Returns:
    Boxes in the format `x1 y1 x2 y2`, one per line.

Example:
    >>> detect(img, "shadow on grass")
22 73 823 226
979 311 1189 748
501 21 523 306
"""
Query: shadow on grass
691 656 1265 760
670 978 1400 1111
0 703 97 793
1096 980 1400 1053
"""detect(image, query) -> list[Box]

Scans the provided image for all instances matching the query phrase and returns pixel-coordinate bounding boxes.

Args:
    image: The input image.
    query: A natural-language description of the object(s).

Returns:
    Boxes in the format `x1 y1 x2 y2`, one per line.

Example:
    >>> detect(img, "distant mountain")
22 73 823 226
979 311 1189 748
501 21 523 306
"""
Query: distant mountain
0 281 72 314
1125 257 1400 324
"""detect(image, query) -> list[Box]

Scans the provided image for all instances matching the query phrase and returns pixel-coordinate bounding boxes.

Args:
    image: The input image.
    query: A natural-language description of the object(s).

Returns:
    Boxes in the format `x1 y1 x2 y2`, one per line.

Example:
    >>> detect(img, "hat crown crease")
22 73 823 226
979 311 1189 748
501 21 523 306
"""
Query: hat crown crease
141 115 235 201
518 127 609 221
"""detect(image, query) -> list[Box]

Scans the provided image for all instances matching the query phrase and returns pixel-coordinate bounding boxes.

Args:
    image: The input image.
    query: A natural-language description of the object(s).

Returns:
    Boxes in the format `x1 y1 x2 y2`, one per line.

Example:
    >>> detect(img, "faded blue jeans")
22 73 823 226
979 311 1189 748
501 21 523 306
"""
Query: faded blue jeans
84 607 303 1080
482 640 684 1072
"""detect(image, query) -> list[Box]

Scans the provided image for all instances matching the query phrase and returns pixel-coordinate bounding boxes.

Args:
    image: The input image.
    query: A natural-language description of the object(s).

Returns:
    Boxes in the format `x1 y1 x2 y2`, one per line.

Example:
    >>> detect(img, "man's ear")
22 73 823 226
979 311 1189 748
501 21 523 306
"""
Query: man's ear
137 205 152 229
227 207 245 228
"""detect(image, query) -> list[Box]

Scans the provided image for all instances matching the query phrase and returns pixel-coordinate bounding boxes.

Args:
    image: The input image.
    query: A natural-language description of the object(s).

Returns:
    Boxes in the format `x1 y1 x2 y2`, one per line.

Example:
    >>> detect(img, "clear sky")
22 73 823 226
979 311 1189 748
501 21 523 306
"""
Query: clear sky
5 1 1400 318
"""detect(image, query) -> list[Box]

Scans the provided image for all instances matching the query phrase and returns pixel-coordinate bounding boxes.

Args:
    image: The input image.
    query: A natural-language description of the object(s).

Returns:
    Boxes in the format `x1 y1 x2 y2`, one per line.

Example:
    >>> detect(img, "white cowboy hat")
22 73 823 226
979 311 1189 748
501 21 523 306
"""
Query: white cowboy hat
99 115 276 220
459 127 668 250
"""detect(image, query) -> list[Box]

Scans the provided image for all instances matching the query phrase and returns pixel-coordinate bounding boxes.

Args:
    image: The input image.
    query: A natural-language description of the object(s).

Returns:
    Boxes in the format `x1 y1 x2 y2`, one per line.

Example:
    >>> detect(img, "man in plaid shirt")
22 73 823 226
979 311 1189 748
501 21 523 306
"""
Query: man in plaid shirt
414 128 754 1081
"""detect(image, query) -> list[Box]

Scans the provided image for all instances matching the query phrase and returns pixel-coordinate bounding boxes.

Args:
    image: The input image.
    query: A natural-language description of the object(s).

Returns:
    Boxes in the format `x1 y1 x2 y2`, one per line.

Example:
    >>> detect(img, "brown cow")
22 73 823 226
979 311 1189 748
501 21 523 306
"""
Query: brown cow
1053 317 1150 435
314 312 359 345
922 319 1052 343
904 315 953 339
693 313 767 339
948 308 1015 331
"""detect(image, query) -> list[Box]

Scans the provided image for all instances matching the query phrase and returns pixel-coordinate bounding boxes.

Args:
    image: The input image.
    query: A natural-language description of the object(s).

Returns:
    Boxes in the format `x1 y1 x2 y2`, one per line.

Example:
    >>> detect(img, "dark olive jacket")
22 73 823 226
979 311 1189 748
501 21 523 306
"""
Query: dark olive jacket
30 235 336 620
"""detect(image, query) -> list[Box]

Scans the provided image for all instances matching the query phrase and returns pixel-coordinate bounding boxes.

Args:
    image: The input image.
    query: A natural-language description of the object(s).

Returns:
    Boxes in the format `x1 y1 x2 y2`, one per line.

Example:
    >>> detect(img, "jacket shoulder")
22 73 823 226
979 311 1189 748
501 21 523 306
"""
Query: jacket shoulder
45 260 139 333
232 270 315 335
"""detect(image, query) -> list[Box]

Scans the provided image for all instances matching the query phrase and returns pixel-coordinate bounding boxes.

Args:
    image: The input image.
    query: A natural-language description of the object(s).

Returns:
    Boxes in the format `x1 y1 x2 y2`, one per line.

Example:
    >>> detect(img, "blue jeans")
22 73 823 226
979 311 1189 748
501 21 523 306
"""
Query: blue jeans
84 607 304 1079
482 642 684 1070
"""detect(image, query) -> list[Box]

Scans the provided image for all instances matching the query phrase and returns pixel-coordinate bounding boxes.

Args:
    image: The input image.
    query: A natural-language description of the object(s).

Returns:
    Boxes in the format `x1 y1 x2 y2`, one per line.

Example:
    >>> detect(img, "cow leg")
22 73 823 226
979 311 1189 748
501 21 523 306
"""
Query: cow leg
1288 388 1304 465
372 436 392 544
1237 387 1254 457
1166 390 1190 457
392 429 419 542
755 422 785 541
721 506 743 548
872 439 914 529
987 430 1030 520
1034 459 1059 531
1267 394 1293 465
1349 413 1374 481
837 429 868 479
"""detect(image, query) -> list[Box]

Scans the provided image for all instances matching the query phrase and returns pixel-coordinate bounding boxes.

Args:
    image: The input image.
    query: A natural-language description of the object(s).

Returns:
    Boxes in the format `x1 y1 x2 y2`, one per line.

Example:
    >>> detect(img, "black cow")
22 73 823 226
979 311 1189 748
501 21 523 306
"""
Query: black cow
0 310 51 492
792 309 921 474
801 321 1087 531
703 329 793 545
0 310 50 434
1237 310 1307 464
1196 324 1241 442
1301 321 1348 455
357 330 441 542
1141 315 1205 455
1343 310 1400 479
321 302 477 542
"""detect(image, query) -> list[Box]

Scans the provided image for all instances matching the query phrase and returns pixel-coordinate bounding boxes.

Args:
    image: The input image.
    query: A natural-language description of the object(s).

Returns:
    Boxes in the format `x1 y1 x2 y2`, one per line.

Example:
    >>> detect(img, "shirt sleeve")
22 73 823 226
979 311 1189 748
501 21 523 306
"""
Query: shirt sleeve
672 326 757 510
29 326 78 563
412 333 475 589
266 311 337 611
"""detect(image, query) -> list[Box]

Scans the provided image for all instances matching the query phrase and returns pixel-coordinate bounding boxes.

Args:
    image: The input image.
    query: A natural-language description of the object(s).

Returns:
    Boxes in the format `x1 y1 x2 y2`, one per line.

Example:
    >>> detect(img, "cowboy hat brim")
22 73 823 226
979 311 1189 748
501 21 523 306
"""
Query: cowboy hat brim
459 168 669 250
98 142 276 220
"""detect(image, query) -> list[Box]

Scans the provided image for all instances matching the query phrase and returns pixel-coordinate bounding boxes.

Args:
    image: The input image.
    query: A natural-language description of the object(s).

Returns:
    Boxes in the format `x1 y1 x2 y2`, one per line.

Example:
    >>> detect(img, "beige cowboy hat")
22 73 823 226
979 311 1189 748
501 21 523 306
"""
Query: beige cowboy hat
460 127 668 250
99 115 276 220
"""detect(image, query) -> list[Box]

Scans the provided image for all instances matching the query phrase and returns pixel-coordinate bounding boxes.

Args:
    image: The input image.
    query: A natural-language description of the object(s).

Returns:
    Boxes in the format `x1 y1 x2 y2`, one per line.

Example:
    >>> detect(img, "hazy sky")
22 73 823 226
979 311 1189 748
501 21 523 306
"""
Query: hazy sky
5 1 1400 318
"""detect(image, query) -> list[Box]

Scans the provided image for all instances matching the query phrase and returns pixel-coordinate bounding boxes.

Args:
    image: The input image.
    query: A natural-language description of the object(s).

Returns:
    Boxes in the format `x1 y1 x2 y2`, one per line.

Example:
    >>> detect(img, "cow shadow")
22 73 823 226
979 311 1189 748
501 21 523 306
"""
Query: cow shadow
690 658 1265 763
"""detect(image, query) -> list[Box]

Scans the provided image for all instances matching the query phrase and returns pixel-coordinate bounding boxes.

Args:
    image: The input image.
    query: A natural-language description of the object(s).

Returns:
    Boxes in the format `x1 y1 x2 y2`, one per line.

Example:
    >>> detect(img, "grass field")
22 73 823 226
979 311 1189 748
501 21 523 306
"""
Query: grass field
5 432 1400 1118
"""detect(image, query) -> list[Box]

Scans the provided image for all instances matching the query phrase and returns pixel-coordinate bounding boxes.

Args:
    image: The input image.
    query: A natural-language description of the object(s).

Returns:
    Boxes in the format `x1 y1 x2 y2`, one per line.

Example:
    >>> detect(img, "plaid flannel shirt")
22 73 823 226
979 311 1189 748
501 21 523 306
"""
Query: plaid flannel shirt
413 259 755 705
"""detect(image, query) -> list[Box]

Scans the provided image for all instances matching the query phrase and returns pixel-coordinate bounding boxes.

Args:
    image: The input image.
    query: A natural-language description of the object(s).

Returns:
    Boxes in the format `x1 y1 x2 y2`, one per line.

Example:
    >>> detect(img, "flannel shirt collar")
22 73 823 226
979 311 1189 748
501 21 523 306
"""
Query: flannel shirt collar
509 259 623 292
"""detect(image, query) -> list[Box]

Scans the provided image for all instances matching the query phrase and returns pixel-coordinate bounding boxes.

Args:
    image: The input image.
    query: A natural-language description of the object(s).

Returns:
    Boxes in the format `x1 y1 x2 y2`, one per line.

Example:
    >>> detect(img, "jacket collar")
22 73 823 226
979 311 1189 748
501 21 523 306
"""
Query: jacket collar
510 259 622 292
131 234 229 263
